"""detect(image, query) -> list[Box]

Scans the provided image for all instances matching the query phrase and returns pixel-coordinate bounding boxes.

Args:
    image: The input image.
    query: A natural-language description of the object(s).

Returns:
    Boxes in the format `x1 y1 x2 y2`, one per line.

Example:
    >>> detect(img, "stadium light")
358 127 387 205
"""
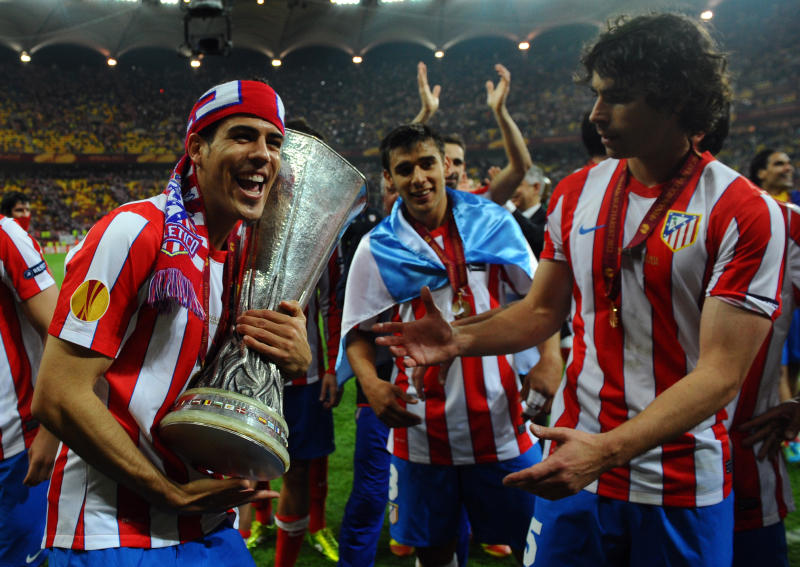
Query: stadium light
190 56 202 68
107 57 118 67
272 58 282 67
352 55 363 64
257 0 264 3
518 41 530 51
20 51 31 63
330 0 360 5
700 10 713 20
434 50 444 59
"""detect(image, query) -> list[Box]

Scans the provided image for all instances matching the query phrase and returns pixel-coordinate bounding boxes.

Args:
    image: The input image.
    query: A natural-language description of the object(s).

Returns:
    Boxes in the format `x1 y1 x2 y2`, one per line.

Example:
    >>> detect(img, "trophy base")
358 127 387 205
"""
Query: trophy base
159 387 290 481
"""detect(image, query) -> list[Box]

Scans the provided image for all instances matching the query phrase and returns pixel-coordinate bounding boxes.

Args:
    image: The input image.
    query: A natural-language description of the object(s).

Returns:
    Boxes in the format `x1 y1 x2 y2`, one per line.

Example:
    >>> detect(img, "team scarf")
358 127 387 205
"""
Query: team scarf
146 80 285 321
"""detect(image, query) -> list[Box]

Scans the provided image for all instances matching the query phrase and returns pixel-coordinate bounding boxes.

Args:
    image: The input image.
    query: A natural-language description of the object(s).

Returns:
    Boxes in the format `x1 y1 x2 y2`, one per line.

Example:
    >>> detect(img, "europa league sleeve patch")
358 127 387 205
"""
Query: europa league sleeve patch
69 279 111 322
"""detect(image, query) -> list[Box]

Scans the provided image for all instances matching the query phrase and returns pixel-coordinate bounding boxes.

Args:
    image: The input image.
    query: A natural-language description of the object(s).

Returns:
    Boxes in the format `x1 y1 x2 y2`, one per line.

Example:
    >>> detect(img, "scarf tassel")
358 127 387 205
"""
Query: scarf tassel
147 267 206 320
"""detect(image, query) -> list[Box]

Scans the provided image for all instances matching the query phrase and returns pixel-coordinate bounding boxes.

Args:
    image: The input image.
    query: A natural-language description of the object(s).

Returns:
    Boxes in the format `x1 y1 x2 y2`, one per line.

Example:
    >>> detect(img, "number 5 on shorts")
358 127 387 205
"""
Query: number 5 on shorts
523 516 543 566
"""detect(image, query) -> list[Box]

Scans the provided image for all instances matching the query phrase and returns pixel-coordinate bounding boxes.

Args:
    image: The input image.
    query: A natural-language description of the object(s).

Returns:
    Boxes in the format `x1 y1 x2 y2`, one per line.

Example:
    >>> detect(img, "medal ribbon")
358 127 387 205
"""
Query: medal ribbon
601 150 703 323
405 200 469 305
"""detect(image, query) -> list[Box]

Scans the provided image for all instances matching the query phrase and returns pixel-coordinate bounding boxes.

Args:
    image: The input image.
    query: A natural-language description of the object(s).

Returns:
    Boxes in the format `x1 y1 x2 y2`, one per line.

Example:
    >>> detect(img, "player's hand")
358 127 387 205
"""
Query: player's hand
483 165 502 186
521 357 563 422
319 371 342 409
373 286 459 368
503 425 613 500
23 427 60 486
415 61 441 123
362 378 421 428
739 398 800 460
457 171 475 192
486 63 511 114
237 301 311 379
166 478 278 514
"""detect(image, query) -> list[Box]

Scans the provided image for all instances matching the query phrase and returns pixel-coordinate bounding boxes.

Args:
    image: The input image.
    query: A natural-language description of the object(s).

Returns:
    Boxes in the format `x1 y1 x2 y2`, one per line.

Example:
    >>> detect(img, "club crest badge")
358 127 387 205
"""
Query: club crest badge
70 279 110 322
661 210 701 252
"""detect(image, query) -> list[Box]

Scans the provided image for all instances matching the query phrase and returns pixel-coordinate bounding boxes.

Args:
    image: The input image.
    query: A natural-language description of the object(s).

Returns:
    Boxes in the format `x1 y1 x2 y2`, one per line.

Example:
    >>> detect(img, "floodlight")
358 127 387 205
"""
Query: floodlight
330 0 360 5
107 57 118 66
518 41 530 50
434 50 444 58
272 59 282 67
20 51 31 63
352 55 363 64
190 57 202 68
700 10 713 20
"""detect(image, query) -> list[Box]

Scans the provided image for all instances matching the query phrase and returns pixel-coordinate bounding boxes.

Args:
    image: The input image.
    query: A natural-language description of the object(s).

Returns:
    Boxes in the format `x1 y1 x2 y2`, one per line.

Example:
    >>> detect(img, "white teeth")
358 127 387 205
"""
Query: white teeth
242 174 265 183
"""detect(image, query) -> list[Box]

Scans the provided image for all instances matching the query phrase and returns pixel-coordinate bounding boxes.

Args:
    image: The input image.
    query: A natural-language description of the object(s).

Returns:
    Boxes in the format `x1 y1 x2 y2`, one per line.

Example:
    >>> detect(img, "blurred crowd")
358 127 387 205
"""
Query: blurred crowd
0 0 797 235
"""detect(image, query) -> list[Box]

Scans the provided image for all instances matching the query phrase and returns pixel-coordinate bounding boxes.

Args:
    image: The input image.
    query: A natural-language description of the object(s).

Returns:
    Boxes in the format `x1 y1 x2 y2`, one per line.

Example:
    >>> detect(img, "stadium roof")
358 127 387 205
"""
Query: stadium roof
1 0 717 62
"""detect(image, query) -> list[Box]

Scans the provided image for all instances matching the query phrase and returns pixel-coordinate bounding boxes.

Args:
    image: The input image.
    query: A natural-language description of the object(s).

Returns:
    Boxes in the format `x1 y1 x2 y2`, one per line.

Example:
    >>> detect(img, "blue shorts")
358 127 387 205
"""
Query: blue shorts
781 309 800 365
283 380 334 460
49 523 253 567
0 450 49 567
388 446 540 551
733 521 789 567
523 491 734 567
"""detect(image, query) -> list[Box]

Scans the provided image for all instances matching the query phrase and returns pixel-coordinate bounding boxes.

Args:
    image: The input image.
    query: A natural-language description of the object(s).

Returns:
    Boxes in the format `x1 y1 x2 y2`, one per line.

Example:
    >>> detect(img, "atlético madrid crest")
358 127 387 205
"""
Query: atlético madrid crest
661 210 702 252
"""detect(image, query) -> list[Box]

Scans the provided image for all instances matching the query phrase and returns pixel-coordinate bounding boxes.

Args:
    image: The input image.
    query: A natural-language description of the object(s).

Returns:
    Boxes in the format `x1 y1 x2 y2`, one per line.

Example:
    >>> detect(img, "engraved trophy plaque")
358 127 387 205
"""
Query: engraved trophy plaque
159 130 366 480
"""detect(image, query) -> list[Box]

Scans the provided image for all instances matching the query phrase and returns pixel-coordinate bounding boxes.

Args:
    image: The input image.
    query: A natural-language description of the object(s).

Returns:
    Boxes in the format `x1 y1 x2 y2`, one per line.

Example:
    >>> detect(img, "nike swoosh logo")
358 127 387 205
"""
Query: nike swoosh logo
578 224 606 235
26 549 44 564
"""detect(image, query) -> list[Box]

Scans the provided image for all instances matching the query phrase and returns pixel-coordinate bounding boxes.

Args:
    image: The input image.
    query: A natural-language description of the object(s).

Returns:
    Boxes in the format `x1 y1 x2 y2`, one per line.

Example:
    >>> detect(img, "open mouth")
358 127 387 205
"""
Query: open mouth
237 173 266 199
410 188 432 200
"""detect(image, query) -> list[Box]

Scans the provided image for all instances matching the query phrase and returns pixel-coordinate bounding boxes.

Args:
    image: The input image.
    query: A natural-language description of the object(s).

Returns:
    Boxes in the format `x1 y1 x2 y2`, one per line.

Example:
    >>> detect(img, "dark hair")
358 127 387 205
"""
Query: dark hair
380 123 446 171
580 110 606 158
696 102 730 155
1 191 28 217
285 117 326 142
581 13 731 136
443 133 466 153
749 148 776 185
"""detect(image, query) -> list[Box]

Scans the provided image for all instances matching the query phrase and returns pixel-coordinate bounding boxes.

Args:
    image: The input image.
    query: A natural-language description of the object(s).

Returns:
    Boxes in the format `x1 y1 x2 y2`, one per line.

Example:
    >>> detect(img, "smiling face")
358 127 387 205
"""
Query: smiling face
384 138 448 230
588 73 682 162
188 114 283 248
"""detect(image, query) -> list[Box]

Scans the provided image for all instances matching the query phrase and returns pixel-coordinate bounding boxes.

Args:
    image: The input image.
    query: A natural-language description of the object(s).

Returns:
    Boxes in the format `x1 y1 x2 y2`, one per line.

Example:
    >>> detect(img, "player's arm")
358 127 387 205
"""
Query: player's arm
504 297 771 499
375 259 573 366
411 61 440 124
20 283 61 486
32 337 275 512
521 331 563 420
347 329 420 428
484 63 533 205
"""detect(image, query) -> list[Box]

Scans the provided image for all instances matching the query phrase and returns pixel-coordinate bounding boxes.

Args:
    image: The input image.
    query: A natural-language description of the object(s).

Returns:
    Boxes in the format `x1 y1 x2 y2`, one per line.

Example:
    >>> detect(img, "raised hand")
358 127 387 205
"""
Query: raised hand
413 61 441 124
486 63 511 114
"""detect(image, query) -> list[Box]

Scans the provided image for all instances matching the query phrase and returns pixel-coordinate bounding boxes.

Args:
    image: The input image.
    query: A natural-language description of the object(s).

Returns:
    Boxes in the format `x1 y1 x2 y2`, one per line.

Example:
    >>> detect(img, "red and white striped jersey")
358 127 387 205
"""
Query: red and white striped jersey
725 200 799 530
46 195 232 550
0 216 55 460
542 154 784 507
348 222 536 466
286 251 342 387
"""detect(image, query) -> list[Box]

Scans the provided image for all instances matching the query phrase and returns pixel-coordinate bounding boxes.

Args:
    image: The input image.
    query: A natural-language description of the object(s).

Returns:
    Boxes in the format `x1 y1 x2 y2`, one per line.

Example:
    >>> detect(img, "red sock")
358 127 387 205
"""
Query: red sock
308 456 328 533
239 529 251 539
274 513 308 567
253 491 273 525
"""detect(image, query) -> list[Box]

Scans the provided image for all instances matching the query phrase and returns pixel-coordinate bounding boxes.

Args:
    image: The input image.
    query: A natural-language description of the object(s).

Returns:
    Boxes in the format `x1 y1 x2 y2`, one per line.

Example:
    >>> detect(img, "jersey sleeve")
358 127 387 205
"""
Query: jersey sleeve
705 180 784 319
48 204 163 358
0 218 55 301
785 204 800 304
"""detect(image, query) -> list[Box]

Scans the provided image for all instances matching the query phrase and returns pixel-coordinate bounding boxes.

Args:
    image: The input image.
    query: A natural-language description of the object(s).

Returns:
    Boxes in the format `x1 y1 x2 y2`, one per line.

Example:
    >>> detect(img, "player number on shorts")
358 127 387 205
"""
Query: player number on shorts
523 516 543 566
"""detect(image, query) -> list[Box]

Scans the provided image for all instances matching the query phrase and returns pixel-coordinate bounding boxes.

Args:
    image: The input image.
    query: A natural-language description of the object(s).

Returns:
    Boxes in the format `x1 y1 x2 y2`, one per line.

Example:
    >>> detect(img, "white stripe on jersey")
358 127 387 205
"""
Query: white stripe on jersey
0 340 23 457
59 211 150 347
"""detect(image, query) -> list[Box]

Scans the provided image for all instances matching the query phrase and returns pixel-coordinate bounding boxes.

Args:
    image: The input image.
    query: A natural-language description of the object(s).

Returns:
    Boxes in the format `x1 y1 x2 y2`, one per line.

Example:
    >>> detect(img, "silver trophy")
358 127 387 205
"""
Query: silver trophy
159 130 366 480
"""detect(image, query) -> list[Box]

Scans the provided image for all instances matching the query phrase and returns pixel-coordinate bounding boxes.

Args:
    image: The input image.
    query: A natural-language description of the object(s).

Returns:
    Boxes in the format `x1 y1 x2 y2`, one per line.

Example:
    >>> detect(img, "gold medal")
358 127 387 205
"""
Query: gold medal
453 294 471 319
609 302 619 328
